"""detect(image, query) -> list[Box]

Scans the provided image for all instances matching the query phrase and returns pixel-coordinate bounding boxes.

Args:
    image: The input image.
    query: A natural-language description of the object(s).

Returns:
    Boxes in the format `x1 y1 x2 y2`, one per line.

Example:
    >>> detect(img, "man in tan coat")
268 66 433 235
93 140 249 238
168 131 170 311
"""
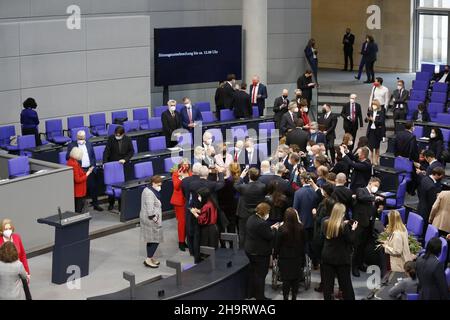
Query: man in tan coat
429 190 450 234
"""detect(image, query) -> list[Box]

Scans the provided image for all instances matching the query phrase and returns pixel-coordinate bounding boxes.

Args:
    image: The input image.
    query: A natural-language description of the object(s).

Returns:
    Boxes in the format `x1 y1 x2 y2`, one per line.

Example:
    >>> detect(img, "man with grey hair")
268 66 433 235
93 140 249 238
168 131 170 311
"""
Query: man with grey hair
161 99 182 148
66 130 103 211
341 93 363 146
273 88 289 129
309 121 326 144
280 101 299 136
249 75 268 118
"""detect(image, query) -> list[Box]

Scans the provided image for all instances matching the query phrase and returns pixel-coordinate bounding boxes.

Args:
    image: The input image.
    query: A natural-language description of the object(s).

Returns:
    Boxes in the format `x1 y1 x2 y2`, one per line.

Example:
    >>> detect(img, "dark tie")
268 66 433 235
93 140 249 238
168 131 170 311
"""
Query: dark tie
352 104 355 122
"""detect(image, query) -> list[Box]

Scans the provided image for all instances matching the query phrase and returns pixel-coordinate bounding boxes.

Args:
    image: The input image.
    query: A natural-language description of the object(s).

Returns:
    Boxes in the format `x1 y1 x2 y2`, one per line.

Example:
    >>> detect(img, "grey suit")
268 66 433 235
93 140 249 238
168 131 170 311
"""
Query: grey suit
0 260 27 300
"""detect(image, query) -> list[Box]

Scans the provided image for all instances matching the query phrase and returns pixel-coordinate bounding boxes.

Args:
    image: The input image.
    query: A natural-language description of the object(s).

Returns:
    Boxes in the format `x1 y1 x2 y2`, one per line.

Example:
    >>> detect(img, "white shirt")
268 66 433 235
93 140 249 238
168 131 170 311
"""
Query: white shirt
369 85 390 109
325 111 332 120
439 72 449 83
370 110 378 129
78 143 90 168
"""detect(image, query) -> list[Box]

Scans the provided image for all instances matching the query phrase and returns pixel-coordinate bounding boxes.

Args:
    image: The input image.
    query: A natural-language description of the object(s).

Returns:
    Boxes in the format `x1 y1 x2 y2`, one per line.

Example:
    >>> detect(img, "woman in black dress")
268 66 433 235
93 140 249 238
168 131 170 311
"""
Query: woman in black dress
428 127 444 162
274 207 306 300
366 99 385 165
265 181 289 225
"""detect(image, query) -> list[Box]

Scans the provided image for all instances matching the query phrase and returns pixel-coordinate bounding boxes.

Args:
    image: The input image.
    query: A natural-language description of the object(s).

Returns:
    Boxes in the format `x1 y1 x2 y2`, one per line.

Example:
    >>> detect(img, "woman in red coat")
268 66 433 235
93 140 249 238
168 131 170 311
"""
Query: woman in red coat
0 219 30 280
67 147 93 213
170 159 191 251
298 100 311 131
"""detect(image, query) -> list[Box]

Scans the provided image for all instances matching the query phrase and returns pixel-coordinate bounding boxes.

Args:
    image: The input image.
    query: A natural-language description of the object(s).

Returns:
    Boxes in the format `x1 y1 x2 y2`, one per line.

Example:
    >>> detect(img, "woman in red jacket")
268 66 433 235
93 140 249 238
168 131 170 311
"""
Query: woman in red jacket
170 159 191 251
0 219 30 280
298 100 311 131
67 147 93 213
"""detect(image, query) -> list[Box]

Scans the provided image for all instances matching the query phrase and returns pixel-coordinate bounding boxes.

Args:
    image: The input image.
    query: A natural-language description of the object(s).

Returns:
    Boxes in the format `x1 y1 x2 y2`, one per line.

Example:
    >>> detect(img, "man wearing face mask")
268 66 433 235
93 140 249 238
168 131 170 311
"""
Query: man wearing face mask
103 126 134 165
280 102 299 136
341 94 363 145
249 75 268 117
368 77 390 112
232 83 252 119
318 104 338 164
161 99 182 148
273 89 290 129
351 177 383 277
433 64 450 84
309 122 326 144
66 130 103 211
391 80 410 132
244 137 259 169
222 74 237 114
286 118 309 152
342 27 355 72
180 97 202 131
297 70 316 107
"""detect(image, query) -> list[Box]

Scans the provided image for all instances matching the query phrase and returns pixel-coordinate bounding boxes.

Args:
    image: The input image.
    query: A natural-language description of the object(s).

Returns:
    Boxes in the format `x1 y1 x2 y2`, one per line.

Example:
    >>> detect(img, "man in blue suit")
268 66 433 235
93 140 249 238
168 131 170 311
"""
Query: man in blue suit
180 97 203 131
249 76 268 117
309 122 326 144
66 130 103 211
293 172 319 255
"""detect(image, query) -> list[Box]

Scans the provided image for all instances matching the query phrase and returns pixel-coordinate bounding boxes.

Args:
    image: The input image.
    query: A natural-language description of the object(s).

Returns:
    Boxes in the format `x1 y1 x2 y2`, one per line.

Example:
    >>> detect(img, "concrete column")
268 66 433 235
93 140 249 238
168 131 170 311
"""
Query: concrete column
243 0 268 85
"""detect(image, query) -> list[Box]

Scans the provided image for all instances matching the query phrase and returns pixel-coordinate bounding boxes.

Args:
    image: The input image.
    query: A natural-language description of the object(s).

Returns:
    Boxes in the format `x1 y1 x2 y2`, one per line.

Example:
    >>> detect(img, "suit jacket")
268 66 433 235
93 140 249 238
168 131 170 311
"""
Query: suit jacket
309 131 326 144
103 135 134 163
362 41 378 62
188 174 225 209
391 89 409 112
280 111 298 136
232 90 252 118
429 190 450 233
293 185 319 229
394 130 419 162
343 154 372 190
412 110 431 122
244 214 274 256
66 141 96 168
418 176 441 220
331 185 354 213
353 187 376 227
161 110 182 145
222 82 235 109
341 102 363 132
429 139 444 162
286 128 309 152
426 160 444 176
366 109 386 139
318 113 338 141
297 75 313 101
273 96 289 127
180 105 202 129
234 180 267 218
214 85 225 109
181 175 201 208
434 71 450 84
304 45 317 66
416 255 449 300
343 33 355 50
321 222 355 265
258 174 293 202
249 83 268 109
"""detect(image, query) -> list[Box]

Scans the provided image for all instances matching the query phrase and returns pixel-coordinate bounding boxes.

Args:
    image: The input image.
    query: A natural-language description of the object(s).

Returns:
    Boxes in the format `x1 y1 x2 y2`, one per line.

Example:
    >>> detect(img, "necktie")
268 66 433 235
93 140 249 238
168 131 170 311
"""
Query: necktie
188 108 192 123
291 112 294 123
252 86 257 104
351 104 355 122
234 151 238 162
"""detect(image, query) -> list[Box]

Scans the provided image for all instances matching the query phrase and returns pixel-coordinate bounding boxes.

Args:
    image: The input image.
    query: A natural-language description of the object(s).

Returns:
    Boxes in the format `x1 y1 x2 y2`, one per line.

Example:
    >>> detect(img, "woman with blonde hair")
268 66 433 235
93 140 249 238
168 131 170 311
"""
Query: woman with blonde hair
0 219 30 280
341 133 354 150
381 210 415 272
321 203 358 300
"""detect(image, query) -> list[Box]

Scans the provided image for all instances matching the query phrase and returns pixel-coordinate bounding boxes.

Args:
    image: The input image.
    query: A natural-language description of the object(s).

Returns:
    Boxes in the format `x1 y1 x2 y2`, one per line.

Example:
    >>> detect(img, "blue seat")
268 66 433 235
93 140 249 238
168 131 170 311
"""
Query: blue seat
177 132 192 147
394 156 413 184
432 82 448 93
435 113 450 125
0 125 18 151
424 224 439 247
412 80 429 91
124 120 140 133
148 136 166 152
17 135 36 157
70 127 92 142
421 63 435 74
252 106 259 117
67 116 84 133
89 113 108 136
441 128 450 148
58 151 67 165
412 126 423 138
133 108 150 130
406 212 424 239
407 101 421 120
201 111 215 123
107 124 121 136
381 207 406 226
45 119 71 144
148 117 163 130
445 267 450 287
406 293 419 300
111 110 128 124
415 71 433 82
164 156 182 173
8 156 30 178
196 102 210 112
104 162 125 200
153 106 166 117
220 109 235 121
385 181 407 209
430 92 447 104
438 237 448 264
134 161 154 179
427 103 445 121
409 90 426 102
132 140 138 155
93 145 106 163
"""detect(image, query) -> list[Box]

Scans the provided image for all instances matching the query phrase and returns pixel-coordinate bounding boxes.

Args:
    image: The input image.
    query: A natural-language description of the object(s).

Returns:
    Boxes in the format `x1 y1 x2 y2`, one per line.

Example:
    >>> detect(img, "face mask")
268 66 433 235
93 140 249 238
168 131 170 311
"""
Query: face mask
246 147 254 153
198 196 202 203
282 95 288 99
303 108 308 113
170 106 176 112
2 229 12 238
350 98 355 103
293 108 299 113
153 185 161 192
397 86 403 91
308 151 314 156
371 186 378 194
322 108 327 114
310 130 317 134
348 141 353 146
306 146 312 152
430 133 436 139
278 152 284 158
77 140 85 145
205 139 213 145
372 106 378 111
262 214 269 221
185 103 191 108
115 135 123 141
296 94 302 98
374 83 380 87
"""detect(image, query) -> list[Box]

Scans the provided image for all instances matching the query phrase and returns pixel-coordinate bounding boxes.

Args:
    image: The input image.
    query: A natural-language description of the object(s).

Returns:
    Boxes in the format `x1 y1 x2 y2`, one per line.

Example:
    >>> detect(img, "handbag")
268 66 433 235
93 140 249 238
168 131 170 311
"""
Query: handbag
20 275 32 300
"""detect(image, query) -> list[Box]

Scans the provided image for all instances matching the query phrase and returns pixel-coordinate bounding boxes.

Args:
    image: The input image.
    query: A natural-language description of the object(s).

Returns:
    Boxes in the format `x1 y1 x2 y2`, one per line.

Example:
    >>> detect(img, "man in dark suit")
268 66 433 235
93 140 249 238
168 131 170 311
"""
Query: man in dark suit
331 173 353 216
286 118 309 152
280 101 299 136
214 81 225 120
234 168 267 248
293 172 319 255
259 162 293 204
161 99 182 148
180 97 202 131
352 177 382 277
318 104 338 163
243 137 259 169
433 65 450 84
393 121 419 162
297 70 316 106
273 89 289 129
222 74 236 114
412 103 431 123
391 80 410 132
309 122 326 144
66 130 103 212
362 35 378 83
342 28 355 71
249 75 268 117
102 125 135 210
418 167 444 235
341 146 372 191
422 150 444 176
232 83 252 119
341 94 363 146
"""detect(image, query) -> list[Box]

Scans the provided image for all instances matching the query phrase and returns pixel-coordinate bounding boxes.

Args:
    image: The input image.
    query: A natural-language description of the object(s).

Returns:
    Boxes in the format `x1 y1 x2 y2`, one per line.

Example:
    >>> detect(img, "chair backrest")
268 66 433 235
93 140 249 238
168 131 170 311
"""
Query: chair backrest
124 120 140 133
407 101 421 119
67 116 84 131
153 106 166 117
427 103 445 120
445 267 450 287
394 156 413 183
164 156 182 173
134 161 154 179
432 82 448 93
196 102 210 112
409 90 426 102
220 109 235 121
406 293 419 300
17 135 36 151
421 63 435 74
406 212 424 238
8 156 30 178
424 224 439 247
148 117 163 130
430 92 447 104
441 128 450 144
201 111 215 123
438 237 448 264
415 71 432 82
412 126 423 138
148 136 166 151
89 113 106 128
177 132 192 147
0 125 16 147
206 128 223 143
133 108 149 121
103 161 125 185
381 207 406 226
436 113 450 125
412 80 429 91
94 145 106 163
231 125 248 141
132 140 138 155
70 127 92 142
395 181 407 207
45 119 64 138
107 124 121 136
252 106 259 117
111 111 128 124
58 151 67 165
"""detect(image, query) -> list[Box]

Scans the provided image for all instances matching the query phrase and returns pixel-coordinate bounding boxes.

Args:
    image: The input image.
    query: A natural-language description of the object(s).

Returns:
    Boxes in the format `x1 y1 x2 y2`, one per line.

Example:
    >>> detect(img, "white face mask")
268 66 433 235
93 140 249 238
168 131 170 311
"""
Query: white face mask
293 108 299 113
278 152 285 158
77 140 85 145
205 139 213 145
115 135 123 141
153 185 161 192
348 141 353 146
350 98 355 103
185 103 191 108
3 229 12 238
397 86 403 91
310 130 317 134
430 133 436 139
303 108 308 113
306 146 312 152
371 186 378 194
169 106 176 112
262 214 269 221
308 151 314 156
198 196 202 203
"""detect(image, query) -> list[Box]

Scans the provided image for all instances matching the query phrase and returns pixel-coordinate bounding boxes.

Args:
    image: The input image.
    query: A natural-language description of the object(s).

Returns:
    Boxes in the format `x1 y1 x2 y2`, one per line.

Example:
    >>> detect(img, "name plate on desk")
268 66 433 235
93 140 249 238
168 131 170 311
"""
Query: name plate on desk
60 212 91 226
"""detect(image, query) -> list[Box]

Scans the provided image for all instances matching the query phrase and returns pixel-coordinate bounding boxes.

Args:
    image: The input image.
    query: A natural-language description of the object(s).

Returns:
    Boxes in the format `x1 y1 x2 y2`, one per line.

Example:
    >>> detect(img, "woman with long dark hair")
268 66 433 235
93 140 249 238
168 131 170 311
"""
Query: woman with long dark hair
274 207 305 300
265 180 289 225
305 38 319 84
428 127 444 162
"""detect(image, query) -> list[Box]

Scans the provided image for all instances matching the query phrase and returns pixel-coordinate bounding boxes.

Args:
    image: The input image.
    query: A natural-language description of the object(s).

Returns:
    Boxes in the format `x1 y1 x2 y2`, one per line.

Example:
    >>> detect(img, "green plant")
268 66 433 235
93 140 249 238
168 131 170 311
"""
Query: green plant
377 231 422 255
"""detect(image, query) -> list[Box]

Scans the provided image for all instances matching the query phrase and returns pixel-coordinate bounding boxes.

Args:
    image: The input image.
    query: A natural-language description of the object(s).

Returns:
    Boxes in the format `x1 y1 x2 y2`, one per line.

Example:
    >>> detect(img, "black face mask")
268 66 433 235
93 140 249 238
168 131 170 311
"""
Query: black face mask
282 95 288 99
445 69 449 73
296 94 302 98
322 108 327 114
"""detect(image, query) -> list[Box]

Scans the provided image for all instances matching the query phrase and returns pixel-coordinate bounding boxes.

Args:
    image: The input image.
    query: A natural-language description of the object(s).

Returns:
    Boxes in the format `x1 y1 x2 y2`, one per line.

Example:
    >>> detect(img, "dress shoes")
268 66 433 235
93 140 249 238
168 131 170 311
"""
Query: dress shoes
93 205 104 212
144 260 158 268
179 242 186 251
